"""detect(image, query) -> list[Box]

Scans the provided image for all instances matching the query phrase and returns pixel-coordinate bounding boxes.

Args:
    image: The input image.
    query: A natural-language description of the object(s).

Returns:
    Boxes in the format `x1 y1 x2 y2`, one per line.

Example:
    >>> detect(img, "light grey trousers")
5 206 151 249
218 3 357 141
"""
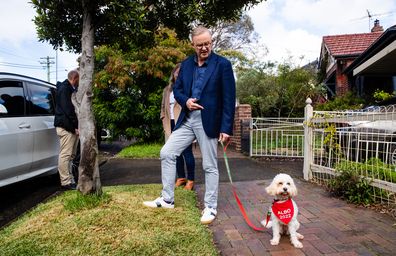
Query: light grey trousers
160 110 219 209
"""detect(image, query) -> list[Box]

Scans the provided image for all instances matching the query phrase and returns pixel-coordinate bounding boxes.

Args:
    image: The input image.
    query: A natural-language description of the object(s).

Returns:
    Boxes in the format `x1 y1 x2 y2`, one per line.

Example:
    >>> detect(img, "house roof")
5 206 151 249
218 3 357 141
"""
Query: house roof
323 32 382 57
345 25 396 76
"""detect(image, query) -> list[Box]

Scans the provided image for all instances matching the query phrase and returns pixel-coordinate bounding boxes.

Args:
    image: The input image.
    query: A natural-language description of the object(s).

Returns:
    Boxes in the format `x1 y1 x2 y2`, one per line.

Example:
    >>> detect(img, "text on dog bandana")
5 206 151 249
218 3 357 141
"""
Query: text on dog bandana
272 198 294 225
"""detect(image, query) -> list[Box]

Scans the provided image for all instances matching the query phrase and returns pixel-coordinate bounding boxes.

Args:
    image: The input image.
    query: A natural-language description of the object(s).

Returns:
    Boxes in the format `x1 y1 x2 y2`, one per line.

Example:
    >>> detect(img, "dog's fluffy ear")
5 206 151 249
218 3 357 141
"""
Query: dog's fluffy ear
288 180 298 197
265 180 277 196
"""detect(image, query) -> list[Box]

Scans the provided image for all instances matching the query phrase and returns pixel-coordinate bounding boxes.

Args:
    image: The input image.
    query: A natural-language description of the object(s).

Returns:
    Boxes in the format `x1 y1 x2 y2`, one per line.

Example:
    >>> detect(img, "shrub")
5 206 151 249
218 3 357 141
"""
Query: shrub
336 158 396 183
329 157 396 205
373 89 395 102
328 167 374 205
315 91 365 111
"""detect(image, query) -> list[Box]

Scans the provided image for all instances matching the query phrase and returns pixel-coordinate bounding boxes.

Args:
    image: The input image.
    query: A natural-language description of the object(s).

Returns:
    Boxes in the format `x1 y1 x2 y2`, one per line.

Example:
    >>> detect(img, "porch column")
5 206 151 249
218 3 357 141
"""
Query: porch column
303 98 313 180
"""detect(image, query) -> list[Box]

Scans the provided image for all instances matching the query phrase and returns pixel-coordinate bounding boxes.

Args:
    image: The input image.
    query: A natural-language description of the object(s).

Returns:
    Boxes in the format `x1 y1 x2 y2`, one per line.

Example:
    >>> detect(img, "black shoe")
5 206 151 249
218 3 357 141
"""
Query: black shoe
61 183 77 190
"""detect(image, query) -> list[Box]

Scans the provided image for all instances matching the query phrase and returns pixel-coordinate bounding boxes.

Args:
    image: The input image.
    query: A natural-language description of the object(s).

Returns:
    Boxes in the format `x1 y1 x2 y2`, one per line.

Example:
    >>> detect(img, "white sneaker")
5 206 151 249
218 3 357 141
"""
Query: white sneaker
143 197 174 209
200 207 217 224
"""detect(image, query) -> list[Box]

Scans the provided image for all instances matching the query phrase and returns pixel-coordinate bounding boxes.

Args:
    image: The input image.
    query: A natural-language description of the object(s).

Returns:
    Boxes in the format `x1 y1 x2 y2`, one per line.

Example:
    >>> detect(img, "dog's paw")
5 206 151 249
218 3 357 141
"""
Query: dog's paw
261 220 272 228
270 239 279 245
292 240 303 248
297 232 304 240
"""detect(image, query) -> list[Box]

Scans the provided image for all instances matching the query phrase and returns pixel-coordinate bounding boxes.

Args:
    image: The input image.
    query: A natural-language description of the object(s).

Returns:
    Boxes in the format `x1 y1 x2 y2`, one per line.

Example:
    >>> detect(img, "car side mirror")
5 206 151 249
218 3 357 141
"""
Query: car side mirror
0 103 8 114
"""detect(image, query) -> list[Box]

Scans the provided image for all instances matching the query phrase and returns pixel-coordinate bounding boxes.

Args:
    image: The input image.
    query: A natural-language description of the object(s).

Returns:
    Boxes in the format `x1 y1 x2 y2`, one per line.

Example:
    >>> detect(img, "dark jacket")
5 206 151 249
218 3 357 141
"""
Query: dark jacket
54 79 78 133
173 52 236 138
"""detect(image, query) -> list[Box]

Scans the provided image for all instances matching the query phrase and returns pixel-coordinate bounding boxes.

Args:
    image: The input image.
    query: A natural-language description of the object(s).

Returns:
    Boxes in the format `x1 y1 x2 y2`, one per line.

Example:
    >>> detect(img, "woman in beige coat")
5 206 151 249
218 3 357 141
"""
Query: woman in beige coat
160 64 195 190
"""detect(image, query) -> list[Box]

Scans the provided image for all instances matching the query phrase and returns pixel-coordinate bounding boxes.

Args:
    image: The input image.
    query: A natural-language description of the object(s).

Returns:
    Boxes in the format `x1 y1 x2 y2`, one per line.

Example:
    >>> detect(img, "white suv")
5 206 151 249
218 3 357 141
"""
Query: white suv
0 73 59 187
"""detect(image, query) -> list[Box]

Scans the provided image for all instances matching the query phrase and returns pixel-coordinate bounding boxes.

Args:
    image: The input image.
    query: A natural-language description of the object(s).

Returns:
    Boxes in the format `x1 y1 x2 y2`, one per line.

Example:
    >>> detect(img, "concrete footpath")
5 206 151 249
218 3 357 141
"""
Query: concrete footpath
100 145 396 256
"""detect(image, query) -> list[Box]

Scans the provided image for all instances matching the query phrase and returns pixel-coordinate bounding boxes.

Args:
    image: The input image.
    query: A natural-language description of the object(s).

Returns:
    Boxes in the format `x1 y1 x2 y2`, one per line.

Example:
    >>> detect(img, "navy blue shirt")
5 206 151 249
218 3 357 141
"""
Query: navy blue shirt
191 55 209 100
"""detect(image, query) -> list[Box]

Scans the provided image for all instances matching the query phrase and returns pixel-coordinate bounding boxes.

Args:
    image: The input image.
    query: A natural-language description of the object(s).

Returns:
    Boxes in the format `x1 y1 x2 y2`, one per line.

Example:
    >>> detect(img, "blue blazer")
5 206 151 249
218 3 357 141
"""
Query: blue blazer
173 52 236 138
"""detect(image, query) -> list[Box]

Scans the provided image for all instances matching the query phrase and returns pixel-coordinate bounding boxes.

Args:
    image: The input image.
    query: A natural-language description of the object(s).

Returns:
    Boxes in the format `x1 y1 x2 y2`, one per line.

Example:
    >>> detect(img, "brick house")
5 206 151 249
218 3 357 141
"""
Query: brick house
318 20 384 98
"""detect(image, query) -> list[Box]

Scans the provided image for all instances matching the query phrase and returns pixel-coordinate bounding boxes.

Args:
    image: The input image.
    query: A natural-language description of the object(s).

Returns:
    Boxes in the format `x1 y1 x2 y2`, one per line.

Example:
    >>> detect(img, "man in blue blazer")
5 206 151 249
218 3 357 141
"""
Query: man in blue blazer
144 26 236 225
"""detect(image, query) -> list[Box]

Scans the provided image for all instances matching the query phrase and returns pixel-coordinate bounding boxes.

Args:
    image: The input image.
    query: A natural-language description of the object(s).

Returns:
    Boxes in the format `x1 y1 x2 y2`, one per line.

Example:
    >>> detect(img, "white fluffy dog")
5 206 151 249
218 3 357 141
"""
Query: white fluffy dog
261 173 304 248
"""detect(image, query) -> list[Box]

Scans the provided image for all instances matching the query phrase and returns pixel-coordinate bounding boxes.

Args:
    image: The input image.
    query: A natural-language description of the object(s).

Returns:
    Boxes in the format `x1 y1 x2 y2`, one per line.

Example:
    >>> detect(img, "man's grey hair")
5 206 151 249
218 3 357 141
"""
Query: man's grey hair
67 70 79 80
191 26 212 41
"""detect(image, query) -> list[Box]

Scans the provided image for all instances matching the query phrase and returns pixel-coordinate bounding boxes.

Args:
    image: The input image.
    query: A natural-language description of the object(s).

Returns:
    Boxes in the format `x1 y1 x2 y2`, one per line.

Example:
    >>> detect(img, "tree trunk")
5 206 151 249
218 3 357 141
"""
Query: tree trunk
74 0 102 195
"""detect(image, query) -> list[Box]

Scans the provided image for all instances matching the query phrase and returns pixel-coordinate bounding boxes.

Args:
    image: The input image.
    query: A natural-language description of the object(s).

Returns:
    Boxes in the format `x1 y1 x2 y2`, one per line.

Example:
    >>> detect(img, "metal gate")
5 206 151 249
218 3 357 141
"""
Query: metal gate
250 117 304 157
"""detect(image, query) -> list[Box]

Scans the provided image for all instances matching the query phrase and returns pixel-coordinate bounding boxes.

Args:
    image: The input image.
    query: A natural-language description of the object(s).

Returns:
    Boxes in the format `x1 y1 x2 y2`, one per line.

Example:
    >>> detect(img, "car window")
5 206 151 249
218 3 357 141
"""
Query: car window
27 82 55 115
0 80 26 117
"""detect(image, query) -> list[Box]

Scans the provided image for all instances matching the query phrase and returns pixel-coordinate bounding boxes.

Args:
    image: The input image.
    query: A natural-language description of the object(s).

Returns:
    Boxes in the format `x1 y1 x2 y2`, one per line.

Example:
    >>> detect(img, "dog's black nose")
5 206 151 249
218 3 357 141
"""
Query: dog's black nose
283 187 288 192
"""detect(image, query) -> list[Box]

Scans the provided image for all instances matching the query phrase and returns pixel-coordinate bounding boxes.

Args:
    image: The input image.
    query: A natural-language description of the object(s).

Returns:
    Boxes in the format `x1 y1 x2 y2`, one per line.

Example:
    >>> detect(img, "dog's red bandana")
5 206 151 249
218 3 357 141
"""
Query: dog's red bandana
266 198 294 225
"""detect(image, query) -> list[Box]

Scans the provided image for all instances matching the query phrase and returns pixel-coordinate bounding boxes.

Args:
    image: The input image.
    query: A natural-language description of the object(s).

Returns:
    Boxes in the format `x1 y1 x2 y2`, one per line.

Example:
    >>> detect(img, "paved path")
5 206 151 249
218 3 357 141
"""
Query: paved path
99 145 396 256
196 179 396 255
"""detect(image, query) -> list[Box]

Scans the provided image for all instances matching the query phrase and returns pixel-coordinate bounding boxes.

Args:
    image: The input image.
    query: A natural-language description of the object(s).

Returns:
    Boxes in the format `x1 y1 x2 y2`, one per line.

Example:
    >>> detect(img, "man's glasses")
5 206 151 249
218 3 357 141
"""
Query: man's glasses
194 41 212 49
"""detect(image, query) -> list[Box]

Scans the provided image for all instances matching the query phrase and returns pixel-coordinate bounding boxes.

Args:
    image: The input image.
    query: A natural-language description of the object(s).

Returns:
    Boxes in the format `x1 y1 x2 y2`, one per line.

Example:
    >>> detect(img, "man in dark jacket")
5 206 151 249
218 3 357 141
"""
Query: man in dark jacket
54 70 79 190
143 26 236 225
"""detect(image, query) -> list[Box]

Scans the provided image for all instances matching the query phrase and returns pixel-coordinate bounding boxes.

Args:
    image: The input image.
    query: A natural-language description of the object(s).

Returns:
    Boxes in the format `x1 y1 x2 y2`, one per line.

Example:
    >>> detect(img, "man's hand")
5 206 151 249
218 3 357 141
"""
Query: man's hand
186 98 204 111
218 133 230 143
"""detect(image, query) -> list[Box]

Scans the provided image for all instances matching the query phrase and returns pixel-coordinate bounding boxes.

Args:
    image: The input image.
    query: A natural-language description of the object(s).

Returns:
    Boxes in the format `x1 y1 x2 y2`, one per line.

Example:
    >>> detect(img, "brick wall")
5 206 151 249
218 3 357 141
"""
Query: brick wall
232 104 251 152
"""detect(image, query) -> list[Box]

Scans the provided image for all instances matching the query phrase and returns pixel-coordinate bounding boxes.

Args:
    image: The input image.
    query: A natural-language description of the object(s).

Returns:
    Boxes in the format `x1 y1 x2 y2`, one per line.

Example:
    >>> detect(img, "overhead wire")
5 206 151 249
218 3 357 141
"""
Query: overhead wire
0 48 40 63
0 61 44 70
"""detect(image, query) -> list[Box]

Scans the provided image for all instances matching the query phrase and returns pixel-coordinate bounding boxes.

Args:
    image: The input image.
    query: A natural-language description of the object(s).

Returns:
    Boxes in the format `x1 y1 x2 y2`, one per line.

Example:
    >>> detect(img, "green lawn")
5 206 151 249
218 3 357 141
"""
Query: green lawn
0 185 218 256
117 143 162 158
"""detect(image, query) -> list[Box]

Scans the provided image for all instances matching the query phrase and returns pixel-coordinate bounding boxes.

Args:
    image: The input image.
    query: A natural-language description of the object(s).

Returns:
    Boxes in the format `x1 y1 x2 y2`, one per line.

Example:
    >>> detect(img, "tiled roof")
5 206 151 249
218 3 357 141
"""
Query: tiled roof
323 32 382 57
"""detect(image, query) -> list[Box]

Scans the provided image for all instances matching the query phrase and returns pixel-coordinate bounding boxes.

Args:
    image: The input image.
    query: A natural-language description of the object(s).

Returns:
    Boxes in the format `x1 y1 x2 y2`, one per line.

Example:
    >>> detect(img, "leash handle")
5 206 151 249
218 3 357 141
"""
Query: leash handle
220 141 266 232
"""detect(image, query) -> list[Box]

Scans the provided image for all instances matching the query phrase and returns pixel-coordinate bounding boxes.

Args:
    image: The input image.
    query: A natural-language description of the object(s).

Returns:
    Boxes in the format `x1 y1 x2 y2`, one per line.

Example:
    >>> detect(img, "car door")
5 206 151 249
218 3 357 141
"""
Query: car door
26 82 59 174
0 80 34 186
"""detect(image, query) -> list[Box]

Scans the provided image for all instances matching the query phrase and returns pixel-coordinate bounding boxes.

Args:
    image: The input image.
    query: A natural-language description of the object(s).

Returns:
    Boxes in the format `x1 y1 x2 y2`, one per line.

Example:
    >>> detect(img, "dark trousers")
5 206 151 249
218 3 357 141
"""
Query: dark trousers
171 119 195 181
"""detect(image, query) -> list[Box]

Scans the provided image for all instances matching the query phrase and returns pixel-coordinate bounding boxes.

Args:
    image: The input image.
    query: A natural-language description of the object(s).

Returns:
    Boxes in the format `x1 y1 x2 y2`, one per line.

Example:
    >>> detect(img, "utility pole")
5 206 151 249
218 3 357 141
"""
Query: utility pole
39 56 55 82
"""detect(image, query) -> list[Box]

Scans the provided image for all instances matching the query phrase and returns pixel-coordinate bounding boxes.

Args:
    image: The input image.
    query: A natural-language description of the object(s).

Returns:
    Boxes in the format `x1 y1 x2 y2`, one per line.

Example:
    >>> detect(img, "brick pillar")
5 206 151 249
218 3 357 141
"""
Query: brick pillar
336 72 349 96
232 104 251 152
335 59 354 96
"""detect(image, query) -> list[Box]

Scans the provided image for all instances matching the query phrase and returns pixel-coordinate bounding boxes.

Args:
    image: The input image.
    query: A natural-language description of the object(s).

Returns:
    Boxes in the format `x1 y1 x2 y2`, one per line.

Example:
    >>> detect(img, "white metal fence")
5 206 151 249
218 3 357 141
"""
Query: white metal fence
250 117 304 157
304 100 396 206
249 101 396 206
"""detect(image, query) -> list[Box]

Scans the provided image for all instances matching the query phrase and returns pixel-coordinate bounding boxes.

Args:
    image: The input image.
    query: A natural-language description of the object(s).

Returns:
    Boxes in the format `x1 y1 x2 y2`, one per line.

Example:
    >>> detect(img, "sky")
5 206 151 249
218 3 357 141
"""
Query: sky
248 0 396 65
0 1 80 84
1 0 396 84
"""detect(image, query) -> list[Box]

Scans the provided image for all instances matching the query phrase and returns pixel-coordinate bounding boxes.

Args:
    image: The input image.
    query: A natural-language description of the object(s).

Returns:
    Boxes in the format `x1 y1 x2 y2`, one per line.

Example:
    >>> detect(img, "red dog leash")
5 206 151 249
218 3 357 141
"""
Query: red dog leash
221 141 267 232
